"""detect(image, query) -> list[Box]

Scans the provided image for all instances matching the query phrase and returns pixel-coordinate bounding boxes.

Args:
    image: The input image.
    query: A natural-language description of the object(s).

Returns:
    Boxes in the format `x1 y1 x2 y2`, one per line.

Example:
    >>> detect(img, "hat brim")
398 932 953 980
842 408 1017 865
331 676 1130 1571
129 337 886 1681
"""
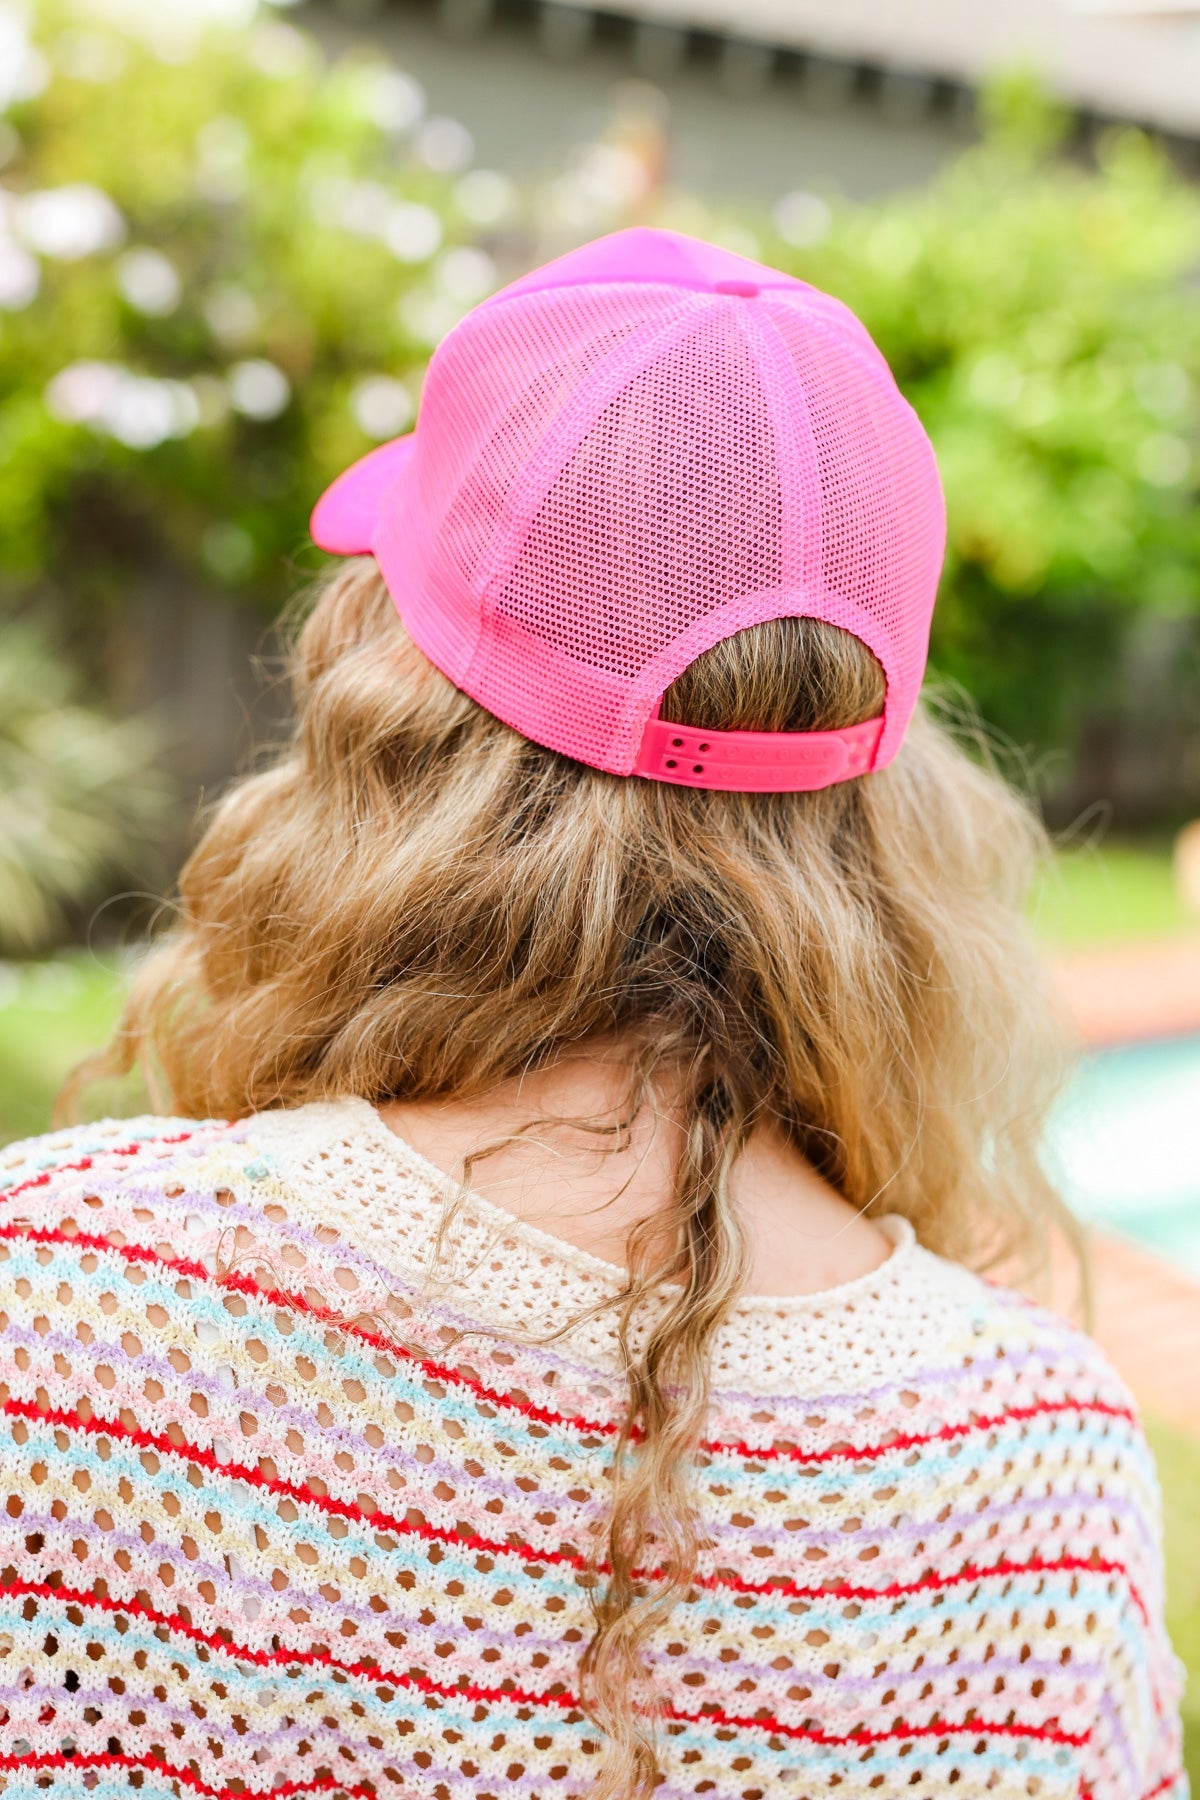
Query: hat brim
310 432 416 556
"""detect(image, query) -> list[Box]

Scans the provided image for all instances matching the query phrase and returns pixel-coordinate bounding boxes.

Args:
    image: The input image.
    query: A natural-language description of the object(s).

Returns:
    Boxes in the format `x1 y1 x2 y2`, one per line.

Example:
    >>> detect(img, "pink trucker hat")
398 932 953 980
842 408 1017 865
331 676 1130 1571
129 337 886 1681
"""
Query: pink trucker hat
311 227 946 792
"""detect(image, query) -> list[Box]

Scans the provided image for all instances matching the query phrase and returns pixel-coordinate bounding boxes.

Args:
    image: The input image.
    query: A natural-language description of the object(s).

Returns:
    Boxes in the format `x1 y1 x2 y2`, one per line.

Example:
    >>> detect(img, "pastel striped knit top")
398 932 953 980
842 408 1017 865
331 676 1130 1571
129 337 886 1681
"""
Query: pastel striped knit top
0 1097 1186 1800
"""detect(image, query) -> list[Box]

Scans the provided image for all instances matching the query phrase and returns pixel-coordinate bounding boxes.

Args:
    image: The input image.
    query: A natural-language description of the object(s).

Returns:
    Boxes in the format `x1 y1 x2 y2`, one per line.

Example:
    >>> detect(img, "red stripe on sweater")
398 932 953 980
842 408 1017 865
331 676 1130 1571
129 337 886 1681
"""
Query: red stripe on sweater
1 1396 1146 1617
0 1123 229 1208
0 1220 1139 1463
0 1219 609 1441
3 1392 540 1565
0 1575 1091 1752
669 1708 1089 1750
1142 1775 1187 1800
0 1747 374 1798
0 1572 580 1715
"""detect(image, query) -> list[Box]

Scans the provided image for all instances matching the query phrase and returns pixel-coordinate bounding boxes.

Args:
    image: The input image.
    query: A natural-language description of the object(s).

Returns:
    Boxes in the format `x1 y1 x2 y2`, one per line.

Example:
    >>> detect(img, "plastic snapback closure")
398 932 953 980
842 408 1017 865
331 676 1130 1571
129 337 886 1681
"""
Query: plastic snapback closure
631 714 885 792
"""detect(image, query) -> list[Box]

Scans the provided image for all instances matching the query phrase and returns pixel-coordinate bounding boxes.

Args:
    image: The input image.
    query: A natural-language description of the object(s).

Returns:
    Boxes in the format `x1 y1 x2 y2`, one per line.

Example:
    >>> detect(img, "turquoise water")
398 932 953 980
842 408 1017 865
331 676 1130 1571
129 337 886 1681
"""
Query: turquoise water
1047 1033 1200 1276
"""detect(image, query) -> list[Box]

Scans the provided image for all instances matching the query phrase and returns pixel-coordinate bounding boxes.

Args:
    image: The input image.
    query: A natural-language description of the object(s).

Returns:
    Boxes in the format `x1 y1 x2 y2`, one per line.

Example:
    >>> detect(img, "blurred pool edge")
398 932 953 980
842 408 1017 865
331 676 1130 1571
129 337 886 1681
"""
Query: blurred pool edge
1047 1027 1200 1276
1051 934 1200 1051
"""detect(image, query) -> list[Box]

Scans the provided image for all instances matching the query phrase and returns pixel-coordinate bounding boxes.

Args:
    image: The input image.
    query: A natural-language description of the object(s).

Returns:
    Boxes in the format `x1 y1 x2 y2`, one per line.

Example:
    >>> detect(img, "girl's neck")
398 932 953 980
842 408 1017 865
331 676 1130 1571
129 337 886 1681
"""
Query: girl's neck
374 1040 894 1296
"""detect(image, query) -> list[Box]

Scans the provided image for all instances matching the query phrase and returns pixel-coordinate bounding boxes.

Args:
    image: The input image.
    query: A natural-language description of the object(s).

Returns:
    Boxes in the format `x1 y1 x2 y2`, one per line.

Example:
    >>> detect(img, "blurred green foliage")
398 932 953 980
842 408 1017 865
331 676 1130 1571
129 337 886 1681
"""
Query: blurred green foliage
0 0 499 608
764 74 1200 772
1146 1414 1200 1790
1 0 506 943
0 628 168 953
1030 837 1195 947
0 952 132 1144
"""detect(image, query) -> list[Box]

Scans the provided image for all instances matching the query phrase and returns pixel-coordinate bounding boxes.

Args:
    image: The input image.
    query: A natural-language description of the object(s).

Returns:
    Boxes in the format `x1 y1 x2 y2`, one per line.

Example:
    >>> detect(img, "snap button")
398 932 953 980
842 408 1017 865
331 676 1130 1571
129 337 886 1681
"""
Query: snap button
714 279 759 298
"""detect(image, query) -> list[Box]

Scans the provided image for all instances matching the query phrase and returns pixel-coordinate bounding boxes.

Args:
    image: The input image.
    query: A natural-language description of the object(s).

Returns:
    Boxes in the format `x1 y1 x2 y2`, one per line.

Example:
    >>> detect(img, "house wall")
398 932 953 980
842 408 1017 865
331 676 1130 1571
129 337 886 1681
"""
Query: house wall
298 0 980 205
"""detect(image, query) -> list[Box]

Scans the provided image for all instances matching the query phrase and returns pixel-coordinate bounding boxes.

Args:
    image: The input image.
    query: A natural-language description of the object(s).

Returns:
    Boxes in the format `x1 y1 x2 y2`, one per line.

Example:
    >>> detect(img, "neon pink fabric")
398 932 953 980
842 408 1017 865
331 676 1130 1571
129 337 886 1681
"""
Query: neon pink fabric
311 227 947 792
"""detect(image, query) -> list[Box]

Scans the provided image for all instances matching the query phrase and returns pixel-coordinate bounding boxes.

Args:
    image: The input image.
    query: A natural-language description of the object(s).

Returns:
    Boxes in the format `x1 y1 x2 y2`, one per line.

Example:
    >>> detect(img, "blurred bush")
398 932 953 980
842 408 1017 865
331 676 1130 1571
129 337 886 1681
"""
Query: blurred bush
762 74 1200 805
0 0 507 614
0 627 168 953
0 0 515 946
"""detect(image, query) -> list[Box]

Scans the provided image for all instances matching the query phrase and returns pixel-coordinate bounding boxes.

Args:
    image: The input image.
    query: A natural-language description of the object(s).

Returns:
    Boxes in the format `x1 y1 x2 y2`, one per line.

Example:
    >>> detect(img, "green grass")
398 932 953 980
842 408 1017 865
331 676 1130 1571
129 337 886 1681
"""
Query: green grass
1147 1415 1200 1790
1029 837 1194 949
0 953 129 1147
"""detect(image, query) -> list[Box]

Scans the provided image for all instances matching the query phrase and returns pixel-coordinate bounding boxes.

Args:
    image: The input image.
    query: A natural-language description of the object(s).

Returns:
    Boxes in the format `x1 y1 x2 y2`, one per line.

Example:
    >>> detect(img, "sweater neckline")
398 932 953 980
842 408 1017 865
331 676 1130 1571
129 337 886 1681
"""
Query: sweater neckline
322 1093 919 1316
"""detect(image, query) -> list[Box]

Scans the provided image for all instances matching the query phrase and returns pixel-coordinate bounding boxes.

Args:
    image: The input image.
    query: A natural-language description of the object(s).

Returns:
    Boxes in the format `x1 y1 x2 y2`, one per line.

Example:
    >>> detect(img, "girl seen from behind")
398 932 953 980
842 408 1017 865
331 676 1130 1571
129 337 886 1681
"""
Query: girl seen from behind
0 228 1186 1800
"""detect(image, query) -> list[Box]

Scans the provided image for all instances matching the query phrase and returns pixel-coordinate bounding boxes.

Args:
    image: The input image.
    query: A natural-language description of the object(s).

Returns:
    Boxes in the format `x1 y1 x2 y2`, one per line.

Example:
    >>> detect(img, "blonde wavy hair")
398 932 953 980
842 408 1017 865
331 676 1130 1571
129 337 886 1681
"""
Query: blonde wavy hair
74 558 1081 1797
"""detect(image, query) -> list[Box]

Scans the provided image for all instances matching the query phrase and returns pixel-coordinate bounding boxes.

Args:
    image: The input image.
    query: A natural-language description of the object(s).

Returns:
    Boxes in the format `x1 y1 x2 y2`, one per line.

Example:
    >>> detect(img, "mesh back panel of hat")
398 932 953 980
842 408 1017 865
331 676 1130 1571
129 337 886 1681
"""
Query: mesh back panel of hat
499 310 782 672
391 279 942 773
393 282 698 697
768 306 944 753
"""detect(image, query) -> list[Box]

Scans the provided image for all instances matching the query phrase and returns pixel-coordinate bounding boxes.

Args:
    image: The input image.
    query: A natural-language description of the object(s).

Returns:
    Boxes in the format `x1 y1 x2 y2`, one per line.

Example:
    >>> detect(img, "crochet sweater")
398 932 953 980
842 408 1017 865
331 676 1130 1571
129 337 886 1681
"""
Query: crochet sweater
0 1097 1186 1800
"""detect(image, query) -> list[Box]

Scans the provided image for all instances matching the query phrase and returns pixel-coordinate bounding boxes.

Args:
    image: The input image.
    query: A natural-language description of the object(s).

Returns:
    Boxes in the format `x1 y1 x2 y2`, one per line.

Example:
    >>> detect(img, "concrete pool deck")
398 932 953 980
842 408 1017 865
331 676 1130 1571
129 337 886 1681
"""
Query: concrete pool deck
1053 931 1200 1049
1043 932 1200 1435
1036 1228 1200 1436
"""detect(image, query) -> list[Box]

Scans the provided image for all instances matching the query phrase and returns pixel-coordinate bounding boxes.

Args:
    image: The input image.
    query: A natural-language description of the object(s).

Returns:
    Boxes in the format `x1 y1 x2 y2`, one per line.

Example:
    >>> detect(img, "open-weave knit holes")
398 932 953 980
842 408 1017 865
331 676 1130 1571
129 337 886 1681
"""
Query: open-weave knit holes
0 1099 1186 1799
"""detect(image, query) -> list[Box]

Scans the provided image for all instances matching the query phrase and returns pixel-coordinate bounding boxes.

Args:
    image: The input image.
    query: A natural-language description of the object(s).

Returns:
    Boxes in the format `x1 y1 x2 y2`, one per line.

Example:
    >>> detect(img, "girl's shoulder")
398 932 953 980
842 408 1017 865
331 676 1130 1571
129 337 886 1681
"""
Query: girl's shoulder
0 1104 1145 1448
0 1112 267 1276
0 1112 223 1192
